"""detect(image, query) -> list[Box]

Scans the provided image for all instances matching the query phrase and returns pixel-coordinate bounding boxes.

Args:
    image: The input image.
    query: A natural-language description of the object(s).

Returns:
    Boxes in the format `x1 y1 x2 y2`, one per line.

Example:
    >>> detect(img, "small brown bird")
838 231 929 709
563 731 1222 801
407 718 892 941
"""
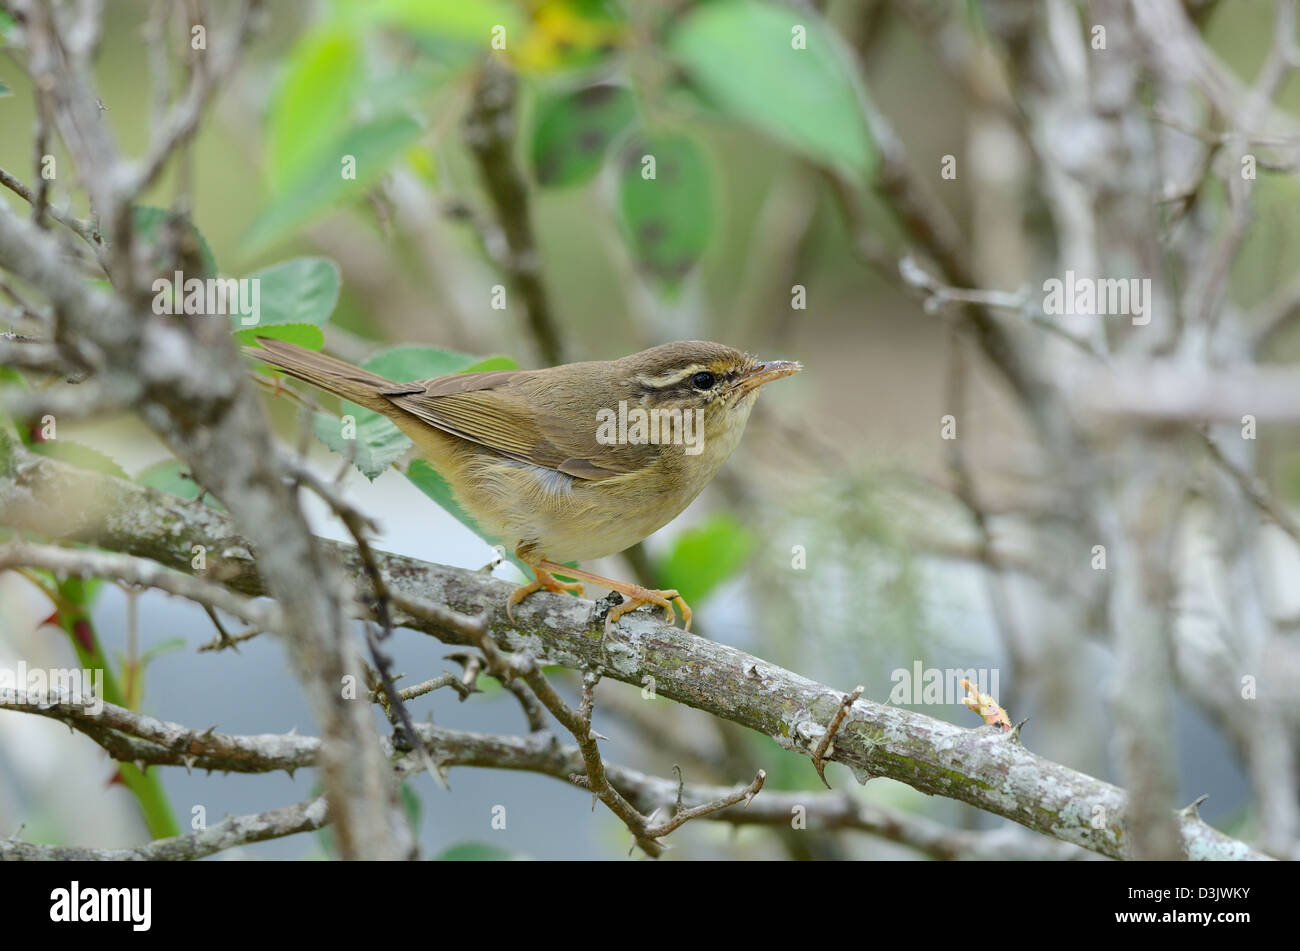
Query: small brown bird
247 338 800 631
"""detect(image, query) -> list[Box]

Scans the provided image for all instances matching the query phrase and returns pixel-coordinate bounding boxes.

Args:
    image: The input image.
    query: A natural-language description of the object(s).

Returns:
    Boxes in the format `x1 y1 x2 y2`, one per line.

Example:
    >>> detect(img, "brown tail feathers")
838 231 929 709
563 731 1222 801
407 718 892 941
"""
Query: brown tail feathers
244 337 403 412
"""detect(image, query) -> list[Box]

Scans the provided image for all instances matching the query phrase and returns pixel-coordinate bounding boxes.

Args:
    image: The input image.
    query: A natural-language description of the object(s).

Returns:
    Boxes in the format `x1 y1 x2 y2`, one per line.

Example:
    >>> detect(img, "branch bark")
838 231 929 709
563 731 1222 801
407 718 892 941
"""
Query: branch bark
0 687 1099 861
0 440 1268 861
0 168 407 859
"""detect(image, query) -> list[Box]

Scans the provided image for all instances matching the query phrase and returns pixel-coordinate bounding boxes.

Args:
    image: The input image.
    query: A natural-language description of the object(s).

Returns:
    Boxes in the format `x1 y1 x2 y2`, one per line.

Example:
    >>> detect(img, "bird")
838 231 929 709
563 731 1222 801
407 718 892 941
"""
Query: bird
246 337 800 632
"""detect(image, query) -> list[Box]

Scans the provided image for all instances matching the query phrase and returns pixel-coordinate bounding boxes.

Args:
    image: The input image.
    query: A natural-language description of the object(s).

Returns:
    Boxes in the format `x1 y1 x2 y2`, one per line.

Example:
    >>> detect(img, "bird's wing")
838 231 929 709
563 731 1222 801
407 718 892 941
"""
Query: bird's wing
384 371 653 481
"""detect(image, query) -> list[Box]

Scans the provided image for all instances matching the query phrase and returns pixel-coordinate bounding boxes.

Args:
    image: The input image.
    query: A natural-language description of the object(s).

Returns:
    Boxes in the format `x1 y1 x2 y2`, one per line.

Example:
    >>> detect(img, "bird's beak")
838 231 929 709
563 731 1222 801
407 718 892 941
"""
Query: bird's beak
730 360 801 397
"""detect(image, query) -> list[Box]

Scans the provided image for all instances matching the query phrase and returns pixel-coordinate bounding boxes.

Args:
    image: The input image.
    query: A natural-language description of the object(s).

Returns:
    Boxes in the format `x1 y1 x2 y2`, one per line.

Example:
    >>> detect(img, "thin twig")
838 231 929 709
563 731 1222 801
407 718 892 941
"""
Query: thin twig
0 540 279 632
461 58 565 365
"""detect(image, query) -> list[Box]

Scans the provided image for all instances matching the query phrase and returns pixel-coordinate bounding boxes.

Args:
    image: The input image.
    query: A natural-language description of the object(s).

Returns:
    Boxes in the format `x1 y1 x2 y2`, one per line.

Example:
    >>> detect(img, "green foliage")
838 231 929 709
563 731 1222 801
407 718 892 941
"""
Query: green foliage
246 114 424 254
33 575 181 839
404 458 530 574
134 637 187 668
400 782 422 835
302 344 525 567
233 257 340 350
28 440 128 481
1287 457 1300 503
133 206 218 277
531 83 637 187
135 458 226 510
657 512 755 608
1229 175 1300 310
431 841 522 860
358 0 524 44
747 733 836 792
669 0 876 180
310 347 515 480
358 69 453 127
510 0 624 72
617 131 713 286
266 28 362 191
312 402 411 481
363 347 514 383
250 0 526 255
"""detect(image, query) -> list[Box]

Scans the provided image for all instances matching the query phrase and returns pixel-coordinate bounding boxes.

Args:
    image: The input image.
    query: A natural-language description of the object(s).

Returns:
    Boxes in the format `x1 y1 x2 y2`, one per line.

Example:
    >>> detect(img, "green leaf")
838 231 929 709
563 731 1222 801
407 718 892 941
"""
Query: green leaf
360 0 525 46
669 0 875 179
404 459 528 574
431 841 522 861
29 440 128 481
245 114 425 255
239 322 325 350
267 28 362 190
311 347 515 481
399 782 421 835
531 83 637 187
363 346 507 383
136 458 226 510
232 257 340 348
311 404 411 481
656 512 755 607
133 206 218 277
358 68 453 121
139 637 187 666
617 131 712 285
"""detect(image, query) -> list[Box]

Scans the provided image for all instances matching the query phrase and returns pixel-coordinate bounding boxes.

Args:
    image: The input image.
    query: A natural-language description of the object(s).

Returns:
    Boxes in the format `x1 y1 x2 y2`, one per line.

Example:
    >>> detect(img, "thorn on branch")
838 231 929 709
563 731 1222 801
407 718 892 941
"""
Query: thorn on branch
1179 794 1210 821
811 685 864 789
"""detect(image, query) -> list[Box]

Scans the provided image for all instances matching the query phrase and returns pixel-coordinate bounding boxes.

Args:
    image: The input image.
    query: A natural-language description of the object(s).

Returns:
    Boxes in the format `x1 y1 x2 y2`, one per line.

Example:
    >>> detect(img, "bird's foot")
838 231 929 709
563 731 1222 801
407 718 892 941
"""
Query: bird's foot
532 560 693 633
506 566 586 622
603 585 692 634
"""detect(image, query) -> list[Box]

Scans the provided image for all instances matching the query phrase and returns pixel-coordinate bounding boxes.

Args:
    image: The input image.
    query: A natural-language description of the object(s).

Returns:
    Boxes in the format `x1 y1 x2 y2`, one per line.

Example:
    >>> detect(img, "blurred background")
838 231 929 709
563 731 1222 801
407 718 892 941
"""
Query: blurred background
2 0 1298 859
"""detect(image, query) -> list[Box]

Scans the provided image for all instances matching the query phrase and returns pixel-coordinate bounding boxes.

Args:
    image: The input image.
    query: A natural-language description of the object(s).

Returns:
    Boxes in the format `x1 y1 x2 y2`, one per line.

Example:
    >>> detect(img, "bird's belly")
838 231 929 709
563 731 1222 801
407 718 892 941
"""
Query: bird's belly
398 422 706 564
527 492 679 562
456 457 698 563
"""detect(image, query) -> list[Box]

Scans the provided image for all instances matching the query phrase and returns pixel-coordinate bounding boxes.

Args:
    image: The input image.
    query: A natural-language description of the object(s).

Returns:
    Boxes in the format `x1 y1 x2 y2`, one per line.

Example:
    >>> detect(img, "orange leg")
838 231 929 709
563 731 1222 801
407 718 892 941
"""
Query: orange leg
535 560 692 634
507 563 585 623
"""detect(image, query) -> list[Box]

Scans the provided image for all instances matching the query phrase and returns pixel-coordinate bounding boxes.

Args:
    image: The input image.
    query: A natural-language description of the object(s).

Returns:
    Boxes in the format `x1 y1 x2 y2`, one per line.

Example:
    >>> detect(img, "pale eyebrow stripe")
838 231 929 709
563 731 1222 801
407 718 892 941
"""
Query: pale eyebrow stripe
634 367 700 390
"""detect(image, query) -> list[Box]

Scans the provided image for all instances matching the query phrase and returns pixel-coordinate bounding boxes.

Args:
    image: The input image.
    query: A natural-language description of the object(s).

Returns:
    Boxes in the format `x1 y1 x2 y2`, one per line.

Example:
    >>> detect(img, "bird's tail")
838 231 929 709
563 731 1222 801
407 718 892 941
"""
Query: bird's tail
244 337 399 412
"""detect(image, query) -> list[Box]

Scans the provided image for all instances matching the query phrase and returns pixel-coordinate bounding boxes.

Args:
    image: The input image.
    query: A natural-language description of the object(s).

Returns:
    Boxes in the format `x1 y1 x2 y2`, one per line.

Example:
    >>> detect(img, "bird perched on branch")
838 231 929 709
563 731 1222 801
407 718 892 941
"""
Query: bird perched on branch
247 338 800 632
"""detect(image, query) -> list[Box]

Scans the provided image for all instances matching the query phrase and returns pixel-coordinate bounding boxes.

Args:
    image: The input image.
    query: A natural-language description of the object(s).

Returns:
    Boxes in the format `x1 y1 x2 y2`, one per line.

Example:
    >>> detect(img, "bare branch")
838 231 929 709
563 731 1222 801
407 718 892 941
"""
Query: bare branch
0 690 1097 861
0 540 280 632
0 442 1269 860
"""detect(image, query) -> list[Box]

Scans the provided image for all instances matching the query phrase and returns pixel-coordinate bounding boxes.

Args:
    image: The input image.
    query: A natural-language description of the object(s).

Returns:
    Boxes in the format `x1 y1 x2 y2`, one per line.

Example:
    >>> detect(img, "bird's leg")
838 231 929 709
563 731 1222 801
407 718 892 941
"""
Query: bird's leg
536 560 692 634
507 561 586 622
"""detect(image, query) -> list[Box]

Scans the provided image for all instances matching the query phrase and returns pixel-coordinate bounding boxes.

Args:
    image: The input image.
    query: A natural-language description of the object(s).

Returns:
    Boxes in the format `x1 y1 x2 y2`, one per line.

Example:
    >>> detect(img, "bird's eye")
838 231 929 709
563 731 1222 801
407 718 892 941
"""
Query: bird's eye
690 371 716 390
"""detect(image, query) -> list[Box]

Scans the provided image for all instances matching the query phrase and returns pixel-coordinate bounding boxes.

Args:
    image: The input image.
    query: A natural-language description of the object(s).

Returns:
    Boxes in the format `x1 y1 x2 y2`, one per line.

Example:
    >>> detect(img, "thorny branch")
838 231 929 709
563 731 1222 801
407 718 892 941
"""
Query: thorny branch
0 443 1271 860
0 0 409 859
0 688 1096 861
1 0 1296 863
